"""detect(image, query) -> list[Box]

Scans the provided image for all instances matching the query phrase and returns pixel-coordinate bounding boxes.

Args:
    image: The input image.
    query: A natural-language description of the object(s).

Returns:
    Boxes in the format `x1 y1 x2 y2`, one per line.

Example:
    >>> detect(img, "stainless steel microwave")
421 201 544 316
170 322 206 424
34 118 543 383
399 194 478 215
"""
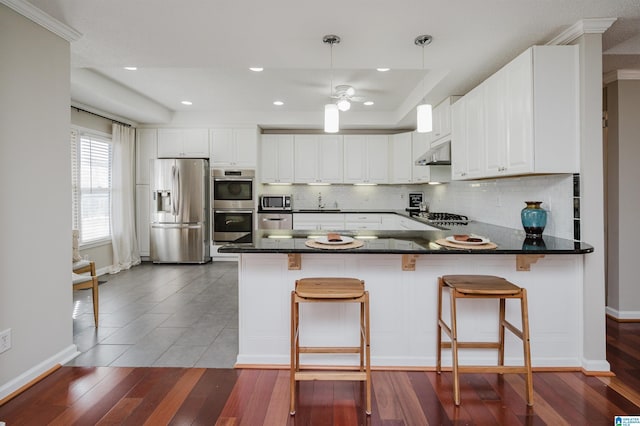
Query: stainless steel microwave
260 195 292 211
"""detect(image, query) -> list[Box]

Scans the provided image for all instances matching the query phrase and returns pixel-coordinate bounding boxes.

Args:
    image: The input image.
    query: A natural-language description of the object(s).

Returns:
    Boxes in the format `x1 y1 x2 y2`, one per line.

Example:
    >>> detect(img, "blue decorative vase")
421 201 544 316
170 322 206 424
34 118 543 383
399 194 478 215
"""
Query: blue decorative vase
521 201 547 238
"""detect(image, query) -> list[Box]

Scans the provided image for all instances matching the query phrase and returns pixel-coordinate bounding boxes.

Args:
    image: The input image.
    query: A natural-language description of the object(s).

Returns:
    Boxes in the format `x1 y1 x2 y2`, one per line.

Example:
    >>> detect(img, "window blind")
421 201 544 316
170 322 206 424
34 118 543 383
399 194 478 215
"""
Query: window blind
70 129 112 244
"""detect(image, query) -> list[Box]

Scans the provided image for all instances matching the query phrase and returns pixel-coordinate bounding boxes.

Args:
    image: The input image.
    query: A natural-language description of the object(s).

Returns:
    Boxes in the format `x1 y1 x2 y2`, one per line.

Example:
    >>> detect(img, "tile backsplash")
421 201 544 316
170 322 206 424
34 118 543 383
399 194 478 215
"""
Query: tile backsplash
259 174 575 239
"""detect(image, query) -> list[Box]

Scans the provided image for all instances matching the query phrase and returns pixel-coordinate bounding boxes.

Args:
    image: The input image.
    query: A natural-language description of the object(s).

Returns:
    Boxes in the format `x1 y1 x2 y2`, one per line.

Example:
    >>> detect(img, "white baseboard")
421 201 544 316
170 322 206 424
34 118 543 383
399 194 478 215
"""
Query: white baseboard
0 344 79 401
605 306 640 321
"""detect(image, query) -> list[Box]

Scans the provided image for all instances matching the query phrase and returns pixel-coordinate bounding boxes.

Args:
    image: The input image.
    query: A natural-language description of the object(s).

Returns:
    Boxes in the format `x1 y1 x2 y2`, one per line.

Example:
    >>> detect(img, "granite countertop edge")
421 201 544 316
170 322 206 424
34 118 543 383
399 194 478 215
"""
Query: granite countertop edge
218 220 593 255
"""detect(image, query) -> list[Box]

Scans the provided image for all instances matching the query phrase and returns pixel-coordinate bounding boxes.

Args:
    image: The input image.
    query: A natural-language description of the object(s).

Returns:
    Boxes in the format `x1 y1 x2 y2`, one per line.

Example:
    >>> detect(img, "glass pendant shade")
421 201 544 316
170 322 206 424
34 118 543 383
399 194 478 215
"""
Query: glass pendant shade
416 103 433 133
324 103 339 133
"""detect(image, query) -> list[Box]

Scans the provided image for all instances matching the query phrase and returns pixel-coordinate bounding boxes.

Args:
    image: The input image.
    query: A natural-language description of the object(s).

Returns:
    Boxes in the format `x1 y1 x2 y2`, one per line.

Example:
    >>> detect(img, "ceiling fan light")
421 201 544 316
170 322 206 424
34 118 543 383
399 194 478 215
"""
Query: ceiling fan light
416 103 433 133
324 103 339 133
337 99 351 111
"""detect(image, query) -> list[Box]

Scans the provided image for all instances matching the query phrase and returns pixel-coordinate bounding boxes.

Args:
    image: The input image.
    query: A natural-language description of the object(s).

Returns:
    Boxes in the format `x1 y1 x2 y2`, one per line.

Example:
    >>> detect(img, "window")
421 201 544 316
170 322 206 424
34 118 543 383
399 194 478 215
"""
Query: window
71 129 112 245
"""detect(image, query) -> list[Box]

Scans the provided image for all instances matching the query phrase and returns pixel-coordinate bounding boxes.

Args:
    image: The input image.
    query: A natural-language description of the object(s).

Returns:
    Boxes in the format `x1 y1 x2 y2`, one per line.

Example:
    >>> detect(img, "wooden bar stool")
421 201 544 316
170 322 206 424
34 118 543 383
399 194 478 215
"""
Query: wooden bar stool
436 275 533 406
290 277 371 416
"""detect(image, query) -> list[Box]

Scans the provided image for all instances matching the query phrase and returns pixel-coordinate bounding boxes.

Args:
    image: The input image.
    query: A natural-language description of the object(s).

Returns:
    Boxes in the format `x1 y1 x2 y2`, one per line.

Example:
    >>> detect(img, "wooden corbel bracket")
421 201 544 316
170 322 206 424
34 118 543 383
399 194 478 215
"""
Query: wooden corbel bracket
288 253 301 270
402 254 419 271
516 254 545 271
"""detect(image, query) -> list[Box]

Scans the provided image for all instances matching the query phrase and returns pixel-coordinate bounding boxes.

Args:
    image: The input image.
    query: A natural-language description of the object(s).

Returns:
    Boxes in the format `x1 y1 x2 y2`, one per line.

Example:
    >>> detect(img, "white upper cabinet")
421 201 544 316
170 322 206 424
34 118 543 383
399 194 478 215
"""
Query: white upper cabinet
430 96 461 145
210 128 258 168
451 45 579 180
293 135 343 183
343 135 389 184
390 132 413 184
451 85 486 180
136 128 157 184
157 128 209 158
261 134 294 183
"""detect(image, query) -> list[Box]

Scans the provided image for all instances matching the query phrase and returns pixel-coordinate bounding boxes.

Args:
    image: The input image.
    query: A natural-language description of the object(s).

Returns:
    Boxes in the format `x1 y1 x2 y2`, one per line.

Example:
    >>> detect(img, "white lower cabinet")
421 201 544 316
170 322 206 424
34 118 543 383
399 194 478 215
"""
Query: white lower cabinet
293 213 345 231
344 214 382 230
136 184 150 256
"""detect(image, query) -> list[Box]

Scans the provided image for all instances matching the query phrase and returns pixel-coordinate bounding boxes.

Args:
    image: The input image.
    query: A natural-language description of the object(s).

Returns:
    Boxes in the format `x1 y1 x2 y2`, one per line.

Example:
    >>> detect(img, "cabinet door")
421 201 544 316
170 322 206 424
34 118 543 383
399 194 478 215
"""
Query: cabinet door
136 184 150 256
181 129 209 158
485 71 507 175
317 135 343 183
390 133 413 184
294 135 319 183
234 128 257 167
464 85 486 178
210 128 234 166
343 135 367 183
136 129 157 184
261 134 279 182
505 49 534 175
157 129 183 158
276 135 295 182
261 134 294 183
366 135 389 183
450 99 468 180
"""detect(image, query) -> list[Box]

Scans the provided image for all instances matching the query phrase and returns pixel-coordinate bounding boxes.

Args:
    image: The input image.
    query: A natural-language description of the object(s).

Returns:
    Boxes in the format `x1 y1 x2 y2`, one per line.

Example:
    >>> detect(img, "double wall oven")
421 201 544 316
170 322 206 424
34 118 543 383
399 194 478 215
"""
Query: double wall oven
212 169 254 243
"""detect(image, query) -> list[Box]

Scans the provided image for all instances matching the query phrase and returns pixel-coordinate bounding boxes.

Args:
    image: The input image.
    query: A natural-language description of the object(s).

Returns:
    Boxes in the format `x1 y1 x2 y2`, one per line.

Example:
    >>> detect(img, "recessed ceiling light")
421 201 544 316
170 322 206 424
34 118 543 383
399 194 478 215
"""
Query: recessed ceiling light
249 67 264 72
273 101 284 106
364 101 374 106
376 68 390 72
181 101 193 105
124 67 137 71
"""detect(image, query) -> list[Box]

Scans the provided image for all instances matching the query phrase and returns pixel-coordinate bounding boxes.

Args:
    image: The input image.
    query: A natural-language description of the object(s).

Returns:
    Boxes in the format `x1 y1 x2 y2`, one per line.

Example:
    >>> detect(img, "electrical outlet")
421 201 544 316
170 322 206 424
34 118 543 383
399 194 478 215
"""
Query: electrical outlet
0 329 11 354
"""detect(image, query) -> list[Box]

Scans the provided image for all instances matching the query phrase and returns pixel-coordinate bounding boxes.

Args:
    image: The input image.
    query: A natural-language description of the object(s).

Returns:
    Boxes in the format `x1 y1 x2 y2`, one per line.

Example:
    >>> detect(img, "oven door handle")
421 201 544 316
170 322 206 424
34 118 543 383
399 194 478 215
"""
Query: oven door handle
214 210 253 214
213 178 254 182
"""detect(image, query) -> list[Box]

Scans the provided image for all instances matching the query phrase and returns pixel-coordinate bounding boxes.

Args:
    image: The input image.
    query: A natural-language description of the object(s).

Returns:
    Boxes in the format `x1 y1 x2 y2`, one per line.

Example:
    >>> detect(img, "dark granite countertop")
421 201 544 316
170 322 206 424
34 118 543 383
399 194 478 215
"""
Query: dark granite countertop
218 221 593 255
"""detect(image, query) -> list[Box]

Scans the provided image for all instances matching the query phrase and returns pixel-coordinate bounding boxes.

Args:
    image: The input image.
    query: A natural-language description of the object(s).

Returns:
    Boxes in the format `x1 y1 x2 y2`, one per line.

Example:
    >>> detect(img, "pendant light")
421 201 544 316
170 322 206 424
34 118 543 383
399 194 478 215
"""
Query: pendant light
323 34 340 133
415 34 433 133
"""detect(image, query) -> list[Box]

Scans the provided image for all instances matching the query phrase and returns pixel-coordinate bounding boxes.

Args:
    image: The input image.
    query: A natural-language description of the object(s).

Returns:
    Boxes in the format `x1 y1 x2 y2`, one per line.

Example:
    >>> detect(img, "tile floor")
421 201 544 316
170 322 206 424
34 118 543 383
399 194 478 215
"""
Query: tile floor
68 261 239 368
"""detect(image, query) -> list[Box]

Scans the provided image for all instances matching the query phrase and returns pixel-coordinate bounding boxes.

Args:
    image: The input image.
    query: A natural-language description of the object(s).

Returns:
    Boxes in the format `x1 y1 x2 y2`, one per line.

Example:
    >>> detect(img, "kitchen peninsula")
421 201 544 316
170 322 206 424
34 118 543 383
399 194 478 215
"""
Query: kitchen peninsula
219 221 602 372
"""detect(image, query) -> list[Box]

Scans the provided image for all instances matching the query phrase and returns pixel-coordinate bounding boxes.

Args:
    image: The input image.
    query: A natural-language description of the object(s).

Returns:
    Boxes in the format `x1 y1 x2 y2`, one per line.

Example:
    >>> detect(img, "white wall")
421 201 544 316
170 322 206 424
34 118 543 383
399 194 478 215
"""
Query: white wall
606 79 640 319
0 4 76 399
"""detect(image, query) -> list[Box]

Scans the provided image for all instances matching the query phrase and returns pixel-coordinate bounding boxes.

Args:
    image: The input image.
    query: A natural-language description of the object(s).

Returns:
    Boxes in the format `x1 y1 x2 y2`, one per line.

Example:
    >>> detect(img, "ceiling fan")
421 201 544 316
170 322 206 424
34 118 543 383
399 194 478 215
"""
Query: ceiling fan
330 84 367 111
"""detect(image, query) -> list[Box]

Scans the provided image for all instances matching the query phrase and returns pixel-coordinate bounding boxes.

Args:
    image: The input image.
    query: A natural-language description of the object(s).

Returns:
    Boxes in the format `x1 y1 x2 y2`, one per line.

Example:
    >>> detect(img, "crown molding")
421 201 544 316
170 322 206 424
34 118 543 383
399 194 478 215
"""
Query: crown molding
546 18 617 46
1 0 81 42
604 70 640 84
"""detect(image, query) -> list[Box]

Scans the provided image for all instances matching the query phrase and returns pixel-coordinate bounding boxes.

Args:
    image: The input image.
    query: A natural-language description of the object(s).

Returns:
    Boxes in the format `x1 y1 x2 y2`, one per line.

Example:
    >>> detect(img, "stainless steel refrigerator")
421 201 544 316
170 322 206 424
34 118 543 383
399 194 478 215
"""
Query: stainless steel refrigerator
150 158 210 263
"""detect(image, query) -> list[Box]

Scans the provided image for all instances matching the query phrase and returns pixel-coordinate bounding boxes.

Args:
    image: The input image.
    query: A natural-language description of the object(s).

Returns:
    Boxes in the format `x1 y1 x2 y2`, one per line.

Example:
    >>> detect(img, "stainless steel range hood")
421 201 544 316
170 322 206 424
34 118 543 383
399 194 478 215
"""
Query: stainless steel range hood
415 141 451 166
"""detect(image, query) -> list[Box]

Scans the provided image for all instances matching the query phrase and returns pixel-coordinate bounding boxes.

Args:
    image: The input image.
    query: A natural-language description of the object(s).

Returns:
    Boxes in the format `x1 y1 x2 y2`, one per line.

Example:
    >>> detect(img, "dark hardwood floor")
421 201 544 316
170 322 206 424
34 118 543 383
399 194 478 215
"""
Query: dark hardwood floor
1 317 639 425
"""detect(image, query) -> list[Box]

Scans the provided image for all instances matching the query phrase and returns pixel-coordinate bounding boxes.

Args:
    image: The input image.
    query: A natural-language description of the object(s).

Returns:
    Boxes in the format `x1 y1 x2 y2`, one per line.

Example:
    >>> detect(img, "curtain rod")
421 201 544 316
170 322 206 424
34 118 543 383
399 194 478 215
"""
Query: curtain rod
72 107 133 128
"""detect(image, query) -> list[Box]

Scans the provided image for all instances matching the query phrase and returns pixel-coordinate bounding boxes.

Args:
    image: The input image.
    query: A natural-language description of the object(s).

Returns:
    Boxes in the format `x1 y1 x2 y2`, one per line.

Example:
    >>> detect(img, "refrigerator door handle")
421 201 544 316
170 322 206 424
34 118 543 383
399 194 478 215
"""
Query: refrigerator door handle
171 165 177 216
175 166 181 217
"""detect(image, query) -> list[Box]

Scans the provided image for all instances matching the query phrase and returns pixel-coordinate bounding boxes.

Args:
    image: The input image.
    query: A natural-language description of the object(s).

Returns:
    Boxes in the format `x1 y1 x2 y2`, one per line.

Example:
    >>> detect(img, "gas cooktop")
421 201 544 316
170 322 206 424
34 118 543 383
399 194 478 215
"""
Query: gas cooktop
410 211 469 225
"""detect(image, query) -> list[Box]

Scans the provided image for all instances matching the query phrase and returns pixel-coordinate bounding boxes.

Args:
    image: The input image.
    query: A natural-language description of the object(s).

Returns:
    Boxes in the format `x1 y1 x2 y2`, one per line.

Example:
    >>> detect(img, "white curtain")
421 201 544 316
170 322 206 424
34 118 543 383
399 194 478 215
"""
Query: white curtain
110 123 140 273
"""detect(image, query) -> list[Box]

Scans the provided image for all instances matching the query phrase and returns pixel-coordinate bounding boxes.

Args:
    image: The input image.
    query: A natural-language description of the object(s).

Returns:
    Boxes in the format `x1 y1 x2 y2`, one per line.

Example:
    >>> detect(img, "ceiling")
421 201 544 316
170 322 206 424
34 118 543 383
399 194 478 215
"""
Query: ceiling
24 0 640 128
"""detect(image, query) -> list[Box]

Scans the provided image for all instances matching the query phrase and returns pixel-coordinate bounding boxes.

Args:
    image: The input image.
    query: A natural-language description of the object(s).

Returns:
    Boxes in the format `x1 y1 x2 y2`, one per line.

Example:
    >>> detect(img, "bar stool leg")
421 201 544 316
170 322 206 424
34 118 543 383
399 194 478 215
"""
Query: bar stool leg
498 298 506 368
436 277 444 374
450 288 461 406
364 292 371 415
521 289 534 406
360 300 365 372
290 291 296 415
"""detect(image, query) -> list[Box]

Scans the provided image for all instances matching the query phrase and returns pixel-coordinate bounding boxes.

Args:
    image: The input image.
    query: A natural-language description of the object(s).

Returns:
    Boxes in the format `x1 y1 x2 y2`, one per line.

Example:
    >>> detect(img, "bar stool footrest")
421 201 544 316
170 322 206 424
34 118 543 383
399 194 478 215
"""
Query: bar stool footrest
299 346 361 354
